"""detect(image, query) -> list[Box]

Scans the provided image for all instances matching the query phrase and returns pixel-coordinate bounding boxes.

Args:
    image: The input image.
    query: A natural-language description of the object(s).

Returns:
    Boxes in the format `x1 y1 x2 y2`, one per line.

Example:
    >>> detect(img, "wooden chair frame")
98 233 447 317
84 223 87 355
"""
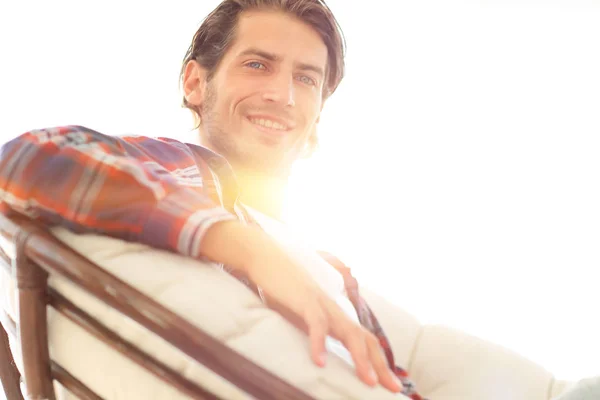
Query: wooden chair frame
0 213 315 400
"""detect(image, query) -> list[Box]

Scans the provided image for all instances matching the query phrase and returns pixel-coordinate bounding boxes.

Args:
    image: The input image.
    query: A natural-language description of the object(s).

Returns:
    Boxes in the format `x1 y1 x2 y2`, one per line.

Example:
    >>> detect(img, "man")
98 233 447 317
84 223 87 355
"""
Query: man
0 0 425 398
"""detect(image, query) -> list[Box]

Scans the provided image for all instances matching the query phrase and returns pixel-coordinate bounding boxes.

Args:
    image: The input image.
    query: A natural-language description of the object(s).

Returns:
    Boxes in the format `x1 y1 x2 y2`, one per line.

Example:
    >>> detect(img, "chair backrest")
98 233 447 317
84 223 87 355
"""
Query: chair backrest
0 308 22 400
0 213 316 400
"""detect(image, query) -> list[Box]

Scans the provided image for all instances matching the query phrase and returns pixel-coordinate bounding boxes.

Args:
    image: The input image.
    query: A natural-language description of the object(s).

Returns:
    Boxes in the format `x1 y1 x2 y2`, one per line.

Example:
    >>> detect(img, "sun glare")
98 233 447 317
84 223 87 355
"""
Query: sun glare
2 0 599 383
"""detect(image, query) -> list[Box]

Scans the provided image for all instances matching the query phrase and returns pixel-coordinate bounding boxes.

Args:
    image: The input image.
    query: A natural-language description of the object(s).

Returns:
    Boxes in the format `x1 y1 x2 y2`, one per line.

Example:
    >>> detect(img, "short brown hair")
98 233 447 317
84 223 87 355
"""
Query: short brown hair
180 0 346 120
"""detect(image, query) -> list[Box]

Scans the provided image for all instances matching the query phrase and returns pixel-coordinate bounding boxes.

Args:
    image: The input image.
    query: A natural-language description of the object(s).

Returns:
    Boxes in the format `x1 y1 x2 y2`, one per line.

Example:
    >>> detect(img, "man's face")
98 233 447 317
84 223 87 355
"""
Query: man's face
194 11 328 176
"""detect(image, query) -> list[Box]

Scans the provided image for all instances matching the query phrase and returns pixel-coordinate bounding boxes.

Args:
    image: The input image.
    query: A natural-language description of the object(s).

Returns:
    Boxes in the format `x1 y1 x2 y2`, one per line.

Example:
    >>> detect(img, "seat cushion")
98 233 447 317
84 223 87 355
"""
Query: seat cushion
46 228 408 400
1 227 573 399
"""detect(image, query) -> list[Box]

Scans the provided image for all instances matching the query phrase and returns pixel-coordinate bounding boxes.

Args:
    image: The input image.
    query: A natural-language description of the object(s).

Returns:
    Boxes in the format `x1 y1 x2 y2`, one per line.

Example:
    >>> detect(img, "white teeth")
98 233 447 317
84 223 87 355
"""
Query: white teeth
250 118 287 131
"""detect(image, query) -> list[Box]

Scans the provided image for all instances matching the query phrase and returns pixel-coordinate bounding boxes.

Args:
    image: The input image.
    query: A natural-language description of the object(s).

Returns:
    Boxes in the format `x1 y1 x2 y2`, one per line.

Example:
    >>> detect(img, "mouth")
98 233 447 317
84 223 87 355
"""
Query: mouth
247 115 293 135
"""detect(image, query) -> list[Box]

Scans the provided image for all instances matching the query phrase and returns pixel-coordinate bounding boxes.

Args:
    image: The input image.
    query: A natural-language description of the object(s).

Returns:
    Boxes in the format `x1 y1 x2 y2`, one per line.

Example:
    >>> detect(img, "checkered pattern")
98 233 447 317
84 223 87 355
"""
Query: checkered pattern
0 125 426 399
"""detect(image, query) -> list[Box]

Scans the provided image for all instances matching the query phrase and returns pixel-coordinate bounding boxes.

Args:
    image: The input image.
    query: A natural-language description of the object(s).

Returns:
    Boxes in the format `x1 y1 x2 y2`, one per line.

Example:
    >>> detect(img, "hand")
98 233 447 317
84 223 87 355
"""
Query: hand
245 243 404 394
200 221 403 393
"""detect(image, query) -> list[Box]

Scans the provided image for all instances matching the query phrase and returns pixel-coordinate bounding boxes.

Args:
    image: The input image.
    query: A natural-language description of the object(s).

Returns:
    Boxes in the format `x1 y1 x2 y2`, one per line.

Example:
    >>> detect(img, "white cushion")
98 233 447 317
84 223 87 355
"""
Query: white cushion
1 227 575 399
46 228 407 400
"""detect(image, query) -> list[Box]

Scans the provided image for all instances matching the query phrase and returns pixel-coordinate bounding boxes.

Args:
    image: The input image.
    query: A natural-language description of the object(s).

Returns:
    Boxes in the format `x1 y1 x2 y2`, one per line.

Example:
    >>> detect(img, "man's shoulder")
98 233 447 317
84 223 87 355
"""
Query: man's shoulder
117 133 187 150
117 133 214 158
13 125 219 171
114 133 200 163
116 132 227 172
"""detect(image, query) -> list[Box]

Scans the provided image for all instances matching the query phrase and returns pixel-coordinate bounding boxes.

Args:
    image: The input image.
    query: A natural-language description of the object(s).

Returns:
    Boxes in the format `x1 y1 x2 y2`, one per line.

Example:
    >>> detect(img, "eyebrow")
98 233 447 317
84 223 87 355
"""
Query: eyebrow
238 47 325 77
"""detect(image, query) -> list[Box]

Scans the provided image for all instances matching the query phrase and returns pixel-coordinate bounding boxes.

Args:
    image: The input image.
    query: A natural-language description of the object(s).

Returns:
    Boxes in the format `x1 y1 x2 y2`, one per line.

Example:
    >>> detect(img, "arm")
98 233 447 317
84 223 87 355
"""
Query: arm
0 125 236 258
0 126 324 283
0 125 402 393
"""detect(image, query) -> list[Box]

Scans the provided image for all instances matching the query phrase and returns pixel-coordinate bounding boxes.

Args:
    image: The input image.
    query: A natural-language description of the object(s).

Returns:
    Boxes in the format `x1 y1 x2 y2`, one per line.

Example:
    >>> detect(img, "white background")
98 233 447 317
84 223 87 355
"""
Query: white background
1 0 599 382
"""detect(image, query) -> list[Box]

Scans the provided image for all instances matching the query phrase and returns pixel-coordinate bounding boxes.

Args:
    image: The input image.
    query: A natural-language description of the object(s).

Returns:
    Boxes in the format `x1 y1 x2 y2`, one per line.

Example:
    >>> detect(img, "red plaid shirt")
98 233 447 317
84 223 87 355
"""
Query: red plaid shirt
0 125 426 399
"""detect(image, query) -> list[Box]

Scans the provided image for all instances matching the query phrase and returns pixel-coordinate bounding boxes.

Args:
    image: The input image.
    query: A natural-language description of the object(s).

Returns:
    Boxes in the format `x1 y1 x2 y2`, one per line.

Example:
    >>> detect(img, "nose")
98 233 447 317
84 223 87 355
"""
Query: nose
262 72 296 107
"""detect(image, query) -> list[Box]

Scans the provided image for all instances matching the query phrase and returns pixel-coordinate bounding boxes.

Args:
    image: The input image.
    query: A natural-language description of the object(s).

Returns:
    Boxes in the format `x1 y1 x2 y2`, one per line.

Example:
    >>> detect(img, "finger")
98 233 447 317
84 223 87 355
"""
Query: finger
342 327 378 386
319 296 379 387
366 334 403 393
304 302 328 367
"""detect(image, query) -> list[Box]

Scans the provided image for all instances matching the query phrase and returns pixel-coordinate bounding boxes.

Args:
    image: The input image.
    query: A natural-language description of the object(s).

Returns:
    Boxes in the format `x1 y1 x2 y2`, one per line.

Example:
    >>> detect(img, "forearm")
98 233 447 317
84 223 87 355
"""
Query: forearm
200 218 320 335
199 219 290 274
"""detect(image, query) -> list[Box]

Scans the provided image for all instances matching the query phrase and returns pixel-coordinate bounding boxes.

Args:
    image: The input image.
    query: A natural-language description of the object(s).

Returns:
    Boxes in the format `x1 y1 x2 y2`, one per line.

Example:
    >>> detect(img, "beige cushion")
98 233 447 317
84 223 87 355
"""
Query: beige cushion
1 228 574 399
47 228 407 400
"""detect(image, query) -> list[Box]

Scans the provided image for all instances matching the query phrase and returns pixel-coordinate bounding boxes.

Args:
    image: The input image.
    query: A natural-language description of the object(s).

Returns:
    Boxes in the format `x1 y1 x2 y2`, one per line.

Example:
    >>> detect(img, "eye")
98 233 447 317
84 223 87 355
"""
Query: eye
297 75 317 86
245 61 266 70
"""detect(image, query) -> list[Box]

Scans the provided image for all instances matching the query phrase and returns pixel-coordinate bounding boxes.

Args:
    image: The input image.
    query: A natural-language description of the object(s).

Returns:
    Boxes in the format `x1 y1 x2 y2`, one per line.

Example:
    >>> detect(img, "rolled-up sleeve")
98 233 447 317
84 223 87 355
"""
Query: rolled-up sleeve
0 125 237 258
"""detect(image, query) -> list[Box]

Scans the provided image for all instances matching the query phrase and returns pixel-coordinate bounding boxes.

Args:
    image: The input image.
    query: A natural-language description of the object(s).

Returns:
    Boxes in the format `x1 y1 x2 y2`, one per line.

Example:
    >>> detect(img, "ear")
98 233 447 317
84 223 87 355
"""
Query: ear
183 60 207 108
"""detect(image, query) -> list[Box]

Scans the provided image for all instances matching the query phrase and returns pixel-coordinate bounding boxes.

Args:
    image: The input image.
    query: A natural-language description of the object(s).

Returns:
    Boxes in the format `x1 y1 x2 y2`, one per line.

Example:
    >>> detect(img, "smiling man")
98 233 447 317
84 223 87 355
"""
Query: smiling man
189 16 326 175
0 1 425 398
183 9 328 218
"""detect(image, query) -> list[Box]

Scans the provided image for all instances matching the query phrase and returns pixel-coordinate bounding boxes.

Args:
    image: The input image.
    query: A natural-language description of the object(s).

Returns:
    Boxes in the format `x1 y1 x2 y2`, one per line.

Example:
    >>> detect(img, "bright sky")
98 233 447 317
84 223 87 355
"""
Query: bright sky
1 0 599 382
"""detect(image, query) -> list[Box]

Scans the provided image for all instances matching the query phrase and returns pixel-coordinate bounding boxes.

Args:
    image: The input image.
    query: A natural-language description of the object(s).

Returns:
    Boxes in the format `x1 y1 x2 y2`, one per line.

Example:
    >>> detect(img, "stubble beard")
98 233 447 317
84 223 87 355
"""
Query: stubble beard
200 83 298 178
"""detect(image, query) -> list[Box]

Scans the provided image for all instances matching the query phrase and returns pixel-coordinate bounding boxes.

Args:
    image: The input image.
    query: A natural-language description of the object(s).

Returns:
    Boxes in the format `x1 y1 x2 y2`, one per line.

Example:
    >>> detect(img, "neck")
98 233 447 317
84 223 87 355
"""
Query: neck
234 168 288 221
197 132 290 220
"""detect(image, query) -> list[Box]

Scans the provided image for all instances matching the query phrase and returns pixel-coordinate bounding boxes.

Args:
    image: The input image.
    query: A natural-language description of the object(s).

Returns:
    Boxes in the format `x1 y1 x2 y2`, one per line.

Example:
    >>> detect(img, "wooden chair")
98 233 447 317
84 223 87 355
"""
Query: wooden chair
0 212 315 400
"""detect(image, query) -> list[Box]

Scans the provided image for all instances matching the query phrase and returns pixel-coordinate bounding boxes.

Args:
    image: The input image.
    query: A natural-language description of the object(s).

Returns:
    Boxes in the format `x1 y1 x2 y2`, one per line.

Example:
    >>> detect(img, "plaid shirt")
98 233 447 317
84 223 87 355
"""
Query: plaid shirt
0 125 426 399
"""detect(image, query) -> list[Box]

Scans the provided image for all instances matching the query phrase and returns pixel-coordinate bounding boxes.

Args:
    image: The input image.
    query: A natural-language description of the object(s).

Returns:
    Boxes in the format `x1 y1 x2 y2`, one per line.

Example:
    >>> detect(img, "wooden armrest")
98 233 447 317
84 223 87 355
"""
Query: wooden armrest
0 213 315 400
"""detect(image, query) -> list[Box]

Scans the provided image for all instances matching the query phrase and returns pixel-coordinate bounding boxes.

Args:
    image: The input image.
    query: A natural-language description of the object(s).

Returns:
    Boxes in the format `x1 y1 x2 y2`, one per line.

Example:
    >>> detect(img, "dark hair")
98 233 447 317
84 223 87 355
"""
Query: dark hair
179 0 346 121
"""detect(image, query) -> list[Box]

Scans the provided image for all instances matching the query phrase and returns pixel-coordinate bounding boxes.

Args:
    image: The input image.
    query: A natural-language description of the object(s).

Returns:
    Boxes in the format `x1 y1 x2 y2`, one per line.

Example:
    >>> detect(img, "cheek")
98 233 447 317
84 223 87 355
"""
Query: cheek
304 98 322 125
223 83 258 118
296 87 322 114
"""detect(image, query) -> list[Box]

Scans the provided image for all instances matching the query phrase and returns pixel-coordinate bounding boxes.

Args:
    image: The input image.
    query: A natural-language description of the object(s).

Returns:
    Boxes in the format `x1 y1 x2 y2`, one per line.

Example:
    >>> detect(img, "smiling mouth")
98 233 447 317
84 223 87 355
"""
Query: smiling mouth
247 117 290 132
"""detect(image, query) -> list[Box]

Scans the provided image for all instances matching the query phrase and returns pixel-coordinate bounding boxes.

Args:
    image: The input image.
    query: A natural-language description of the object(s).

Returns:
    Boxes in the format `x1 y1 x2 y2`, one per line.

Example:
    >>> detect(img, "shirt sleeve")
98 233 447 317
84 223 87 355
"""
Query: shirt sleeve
0 125 237 258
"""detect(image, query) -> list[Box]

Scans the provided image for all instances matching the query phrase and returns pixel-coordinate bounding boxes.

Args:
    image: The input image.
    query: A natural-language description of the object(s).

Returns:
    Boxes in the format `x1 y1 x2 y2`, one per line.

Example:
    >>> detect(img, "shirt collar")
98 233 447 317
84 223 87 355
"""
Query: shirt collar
187 143 241 211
